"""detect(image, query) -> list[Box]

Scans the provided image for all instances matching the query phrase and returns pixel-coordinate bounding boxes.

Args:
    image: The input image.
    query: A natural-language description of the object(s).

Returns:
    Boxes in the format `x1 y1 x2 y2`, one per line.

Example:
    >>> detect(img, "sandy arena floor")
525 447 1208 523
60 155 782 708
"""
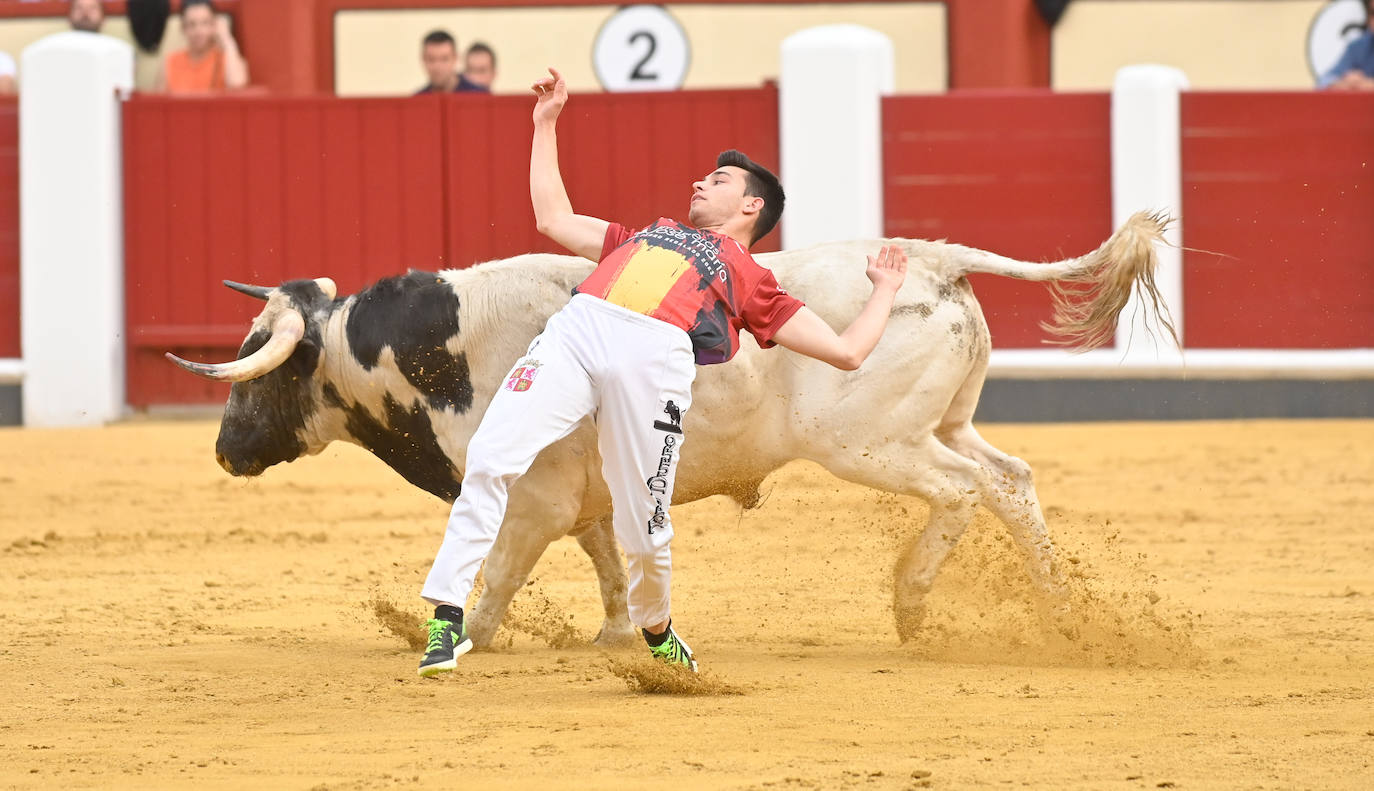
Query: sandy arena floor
1 418 1372 790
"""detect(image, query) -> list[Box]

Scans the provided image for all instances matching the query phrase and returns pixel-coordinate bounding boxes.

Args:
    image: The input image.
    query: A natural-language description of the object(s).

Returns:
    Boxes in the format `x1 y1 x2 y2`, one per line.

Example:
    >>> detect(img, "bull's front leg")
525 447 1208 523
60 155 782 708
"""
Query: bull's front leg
571 515 636 646
464 459 584 648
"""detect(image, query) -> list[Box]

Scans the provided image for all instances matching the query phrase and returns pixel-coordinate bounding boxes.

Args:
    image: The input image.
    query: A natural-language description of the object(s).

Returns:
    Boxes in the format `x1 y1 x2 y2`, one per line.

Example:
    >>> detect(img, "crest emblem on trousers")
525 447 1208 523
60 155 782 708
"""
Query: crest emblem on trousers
505 359 541 392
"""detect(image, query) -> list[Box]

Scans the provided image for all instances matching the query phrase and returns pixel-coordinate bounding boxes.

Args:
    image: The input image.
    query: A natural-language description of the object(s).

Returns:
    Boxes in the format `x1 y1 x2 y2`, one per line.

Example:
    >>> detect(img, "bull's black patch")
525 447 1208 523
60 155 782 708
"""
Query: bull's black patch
345 271 474 414
333 386 462 503
322 381 347 410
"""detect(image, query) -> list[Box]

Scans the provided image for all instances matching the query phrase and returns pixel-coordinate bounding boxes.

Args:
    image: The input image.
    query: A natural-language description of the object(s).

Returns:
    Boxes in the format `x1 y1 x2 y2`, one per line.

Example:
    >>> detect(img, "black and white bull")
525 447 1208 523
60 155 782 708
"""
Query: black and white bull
170 213 1177 647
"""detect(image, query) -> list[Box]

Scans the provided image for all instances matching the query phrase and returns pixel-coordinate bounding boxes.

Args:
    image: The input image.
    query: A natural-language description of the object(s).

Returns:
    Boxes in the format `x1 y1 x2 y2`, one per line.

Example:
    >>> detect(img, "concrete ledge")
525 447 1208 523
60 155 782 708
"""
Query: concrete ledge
0 385 20 426
976 379 1374 421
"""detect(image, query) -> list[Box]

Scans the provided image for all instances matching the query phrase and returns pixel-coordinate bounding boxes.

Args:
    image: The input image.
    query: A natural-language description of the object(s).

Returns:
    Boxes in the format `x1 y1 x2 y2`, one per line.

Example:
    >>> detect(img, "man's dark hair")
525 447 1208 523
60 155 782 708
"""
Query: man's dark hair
465 41 496 68
716 149 784 245
423 30 456 50
182 0 216 14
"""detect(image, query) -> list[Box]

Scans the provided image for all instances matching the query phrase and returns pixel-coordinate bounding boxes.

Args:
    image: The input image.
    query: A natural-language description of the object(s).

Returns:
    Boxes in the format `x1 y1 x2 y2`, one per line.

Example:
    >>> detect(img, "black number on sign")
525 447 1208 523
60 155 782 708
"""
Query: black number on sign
628 31 658 81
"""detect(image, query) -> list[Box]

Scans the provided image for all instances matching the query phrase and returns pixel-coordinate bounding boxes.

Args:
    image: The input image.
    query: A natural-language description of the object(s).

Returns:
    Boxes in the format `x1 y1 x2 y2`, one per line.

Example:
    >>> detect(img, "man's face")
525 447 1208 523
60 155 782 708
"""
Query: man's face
182 6 215 53
464 51 495 88
423 42 458 88
688 165 755 228
69 0 104 33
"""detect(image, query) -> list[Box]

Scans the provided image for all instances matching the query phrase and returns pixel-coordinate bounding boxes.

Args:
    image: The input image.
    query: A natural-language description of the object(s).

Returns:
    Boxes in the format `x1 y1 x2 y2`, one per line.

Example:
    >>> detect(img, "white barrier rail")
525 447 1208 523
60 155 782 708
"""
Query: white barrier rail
19 32 132 427
990 349 1374 380
0 358 22 386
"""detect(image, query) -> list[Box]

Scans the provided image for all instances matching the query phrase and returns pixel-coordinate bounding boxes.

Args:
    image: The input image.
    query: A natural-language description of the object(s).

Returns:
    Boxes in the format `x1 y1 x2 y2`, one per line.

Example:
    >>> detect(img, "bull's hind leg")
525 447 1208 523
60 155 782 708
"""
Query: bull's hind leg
939 423 1067 608
570 515 636 646
933 354 1067 617
818 436 987 642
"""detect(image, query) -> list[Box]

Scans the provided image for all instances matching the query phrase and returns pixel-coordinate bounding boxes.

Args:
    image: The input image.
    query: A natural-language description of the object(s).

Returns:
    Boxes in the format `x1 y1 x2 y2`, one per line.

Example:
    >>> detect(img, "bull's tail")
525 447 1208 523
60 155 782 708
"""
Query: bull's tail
942 210 1180 352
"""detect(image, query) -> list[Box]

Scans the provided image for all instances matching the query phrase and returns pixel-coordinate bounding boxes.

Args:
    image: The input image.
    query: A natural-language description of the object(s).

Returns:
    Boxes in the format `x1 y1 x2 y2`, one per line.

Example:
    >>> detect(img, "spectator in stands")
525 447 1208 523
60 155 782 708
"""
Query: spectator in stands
416 30 489 94
68 0 105 34
460 41 496 92
1319 0 1374 90
153 0 249 94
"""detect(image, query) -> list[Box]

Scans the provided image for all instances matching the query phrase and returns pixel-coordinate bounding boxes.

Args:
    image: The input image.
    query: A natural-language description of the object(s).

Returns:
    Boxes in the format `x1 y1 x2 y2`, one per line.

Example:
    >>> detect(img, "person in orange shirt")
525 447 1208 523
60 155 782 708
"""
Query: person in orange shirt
154 0 249 94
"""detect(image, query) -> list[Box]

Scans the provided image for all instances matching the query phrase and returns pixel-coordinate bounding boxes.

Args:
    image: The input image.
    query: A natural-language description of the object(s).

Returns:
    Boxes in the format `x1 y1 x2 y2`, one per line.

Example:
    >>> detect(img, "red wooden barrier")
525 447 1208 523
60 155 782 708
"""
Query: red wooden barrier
1181 92 1374 349
883 92 1113 348
443 87 780 266
0 98 17 360
124 87 779 406
124 95 447 406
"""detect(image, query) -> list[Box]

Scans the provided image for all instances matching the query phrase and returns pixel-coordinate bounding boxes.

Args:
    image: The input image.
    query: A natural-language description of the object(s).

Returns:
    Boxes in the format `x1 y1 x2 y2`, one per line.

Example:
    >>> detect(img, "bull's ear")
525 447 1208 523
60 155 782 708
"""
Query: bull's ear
224 280 272 300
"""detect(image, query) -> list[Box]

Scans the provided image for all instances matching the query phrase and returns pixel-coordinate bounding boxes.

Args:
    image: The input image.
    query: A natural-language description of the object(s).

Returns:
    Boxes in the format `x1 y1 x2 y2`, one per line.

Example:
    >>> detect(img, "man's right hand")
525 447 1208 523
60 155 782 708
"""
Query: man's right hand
532 67 568 125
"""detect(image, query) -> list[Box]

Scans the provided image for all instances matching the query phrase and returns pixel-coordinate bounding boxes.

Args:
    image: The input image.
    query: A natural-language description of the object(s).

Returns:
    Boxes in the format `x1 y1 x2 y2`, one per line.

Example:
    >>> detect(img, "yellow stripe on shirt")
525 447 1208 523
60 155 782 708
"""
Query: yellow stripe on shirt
601 242 693 315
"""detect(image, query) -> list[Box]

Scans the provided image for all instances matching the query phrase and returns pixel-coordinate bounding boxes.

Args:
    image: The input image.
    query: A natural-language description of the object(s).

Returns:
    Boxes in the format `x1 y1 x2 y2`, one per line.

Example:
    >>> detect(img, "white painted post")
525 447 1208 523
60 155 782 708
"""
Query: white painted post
20 32 133 426
779 25 893 250
1111 64 1188 358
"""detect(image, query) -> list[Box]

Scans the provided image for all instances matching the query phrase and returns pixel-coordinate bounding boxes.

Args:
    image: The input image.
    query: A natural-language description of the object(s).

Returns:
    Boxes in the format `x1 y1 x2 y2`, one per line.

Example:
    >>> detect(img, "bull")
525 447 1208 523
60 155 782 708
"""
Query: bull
169 212 1177 647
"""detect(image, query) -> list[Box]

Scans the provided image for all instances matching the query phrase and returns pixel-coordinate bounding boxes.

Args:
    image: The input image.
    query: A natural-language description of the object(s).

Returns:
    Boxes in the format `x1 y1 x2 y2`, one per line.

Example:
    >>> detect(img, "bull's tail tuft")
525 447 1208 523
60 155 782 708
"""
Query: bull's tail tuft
945 209 1180 353
1041 210 1179 351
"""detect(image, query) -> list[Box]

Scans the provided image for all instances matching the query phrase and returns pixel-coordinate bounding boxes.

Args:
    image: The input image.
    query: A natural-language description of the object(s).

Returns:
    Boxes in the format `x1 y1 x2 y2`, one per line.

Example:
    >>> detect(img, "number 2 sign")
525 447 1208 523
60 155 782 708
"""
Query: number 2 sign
593 5 690 91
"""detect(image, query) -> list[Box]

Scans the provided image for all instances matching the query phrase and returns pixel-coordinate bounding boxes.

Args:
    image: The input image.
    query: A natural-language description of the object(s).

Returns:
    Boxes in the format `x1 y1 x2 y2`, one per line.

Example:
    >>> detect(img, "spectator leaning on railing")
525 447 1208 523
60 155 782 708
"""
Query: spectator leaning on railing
460 41 496 93
416 30 491 94
153 0 249 94
1320 0 1374 90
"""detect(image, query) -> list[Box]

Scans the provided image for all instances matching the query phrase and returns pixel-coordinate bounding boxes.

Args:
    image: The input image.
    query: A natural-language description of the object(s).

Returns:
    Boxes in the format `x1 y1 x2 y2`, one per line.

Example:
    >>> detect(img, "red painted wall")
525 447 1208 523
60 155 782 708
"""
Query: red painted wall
883 92 1113 348
443 88 780 266
1181 92 1374 349
0 98 17 360
123 87 779 406
123 95 448 406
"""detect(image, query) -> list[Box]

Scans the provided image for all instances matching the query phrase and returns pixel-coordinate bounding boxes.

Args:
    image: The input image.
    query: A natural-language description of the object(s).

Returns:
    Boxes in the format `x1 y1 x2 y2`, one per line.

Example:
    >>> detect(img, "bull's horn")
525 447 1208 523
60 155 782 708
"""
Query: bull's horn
224 280 272 300
315 277 337 301
165 311 306 383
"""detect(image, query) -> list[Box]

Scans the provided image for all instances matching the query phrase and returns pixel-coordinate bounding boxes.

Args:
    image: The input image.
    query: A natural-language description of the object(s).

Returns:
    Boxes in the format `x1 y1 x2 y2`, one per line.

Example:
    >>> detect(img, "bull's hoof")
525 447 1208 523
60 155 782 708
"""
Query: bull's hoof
465 614 499 649
893 603 929 644
592 619 638 647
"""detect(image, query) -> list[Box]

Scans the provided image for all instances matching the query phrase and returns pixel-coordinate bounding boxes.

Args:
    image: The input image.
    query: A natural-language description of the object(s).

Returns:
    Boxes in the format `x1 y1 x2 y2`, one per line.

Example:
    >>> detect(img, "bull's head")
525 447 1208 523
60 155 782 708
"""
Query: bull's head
167 278 339 477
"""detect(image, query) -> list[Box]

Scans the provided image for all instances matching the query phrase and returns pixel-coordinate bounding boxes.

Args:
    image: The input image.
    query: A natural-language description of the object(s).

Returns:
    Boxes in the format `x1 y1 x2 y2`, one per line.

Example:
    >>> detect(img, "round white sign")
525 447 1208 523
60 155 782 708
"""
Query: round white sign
593 5 690 92
1308 0 1370 82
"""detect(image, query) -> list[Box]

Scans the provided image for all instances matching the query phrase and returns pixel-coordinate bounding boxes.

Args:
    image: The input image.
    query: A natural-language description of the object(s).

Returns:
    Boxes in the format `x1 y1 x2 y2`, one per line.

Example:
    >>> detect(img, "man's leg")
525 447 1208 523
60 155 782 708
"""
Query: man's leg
595 336 697 669
418 329 593 675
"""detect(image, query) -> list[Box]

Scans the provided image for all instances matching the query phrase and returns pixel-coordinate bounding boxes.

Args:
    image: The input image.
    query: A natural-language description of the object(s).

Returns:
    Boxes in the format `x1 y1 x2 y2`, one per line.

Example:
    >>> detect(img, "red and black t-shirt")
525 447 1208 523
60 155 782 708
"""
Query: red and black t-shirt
574 219 805 365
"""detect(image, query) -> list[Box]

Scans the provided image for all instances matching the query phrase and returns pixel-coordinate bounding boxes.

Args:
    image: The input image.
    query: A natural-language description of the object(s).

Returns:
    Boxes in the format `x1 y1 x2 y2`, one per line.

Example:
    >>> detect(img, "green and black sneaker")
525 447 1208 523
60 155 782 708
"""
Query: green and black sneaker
417 608 472 678
644 621 698 673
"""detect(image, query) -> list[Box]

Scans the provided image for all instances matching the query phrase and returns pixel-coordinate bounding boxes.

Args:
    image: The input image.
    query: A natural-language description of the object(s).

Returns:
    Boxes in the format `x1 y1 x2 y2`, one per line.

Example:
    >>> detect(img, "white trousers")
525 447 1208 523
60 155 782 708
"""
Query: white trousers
421 294 696 628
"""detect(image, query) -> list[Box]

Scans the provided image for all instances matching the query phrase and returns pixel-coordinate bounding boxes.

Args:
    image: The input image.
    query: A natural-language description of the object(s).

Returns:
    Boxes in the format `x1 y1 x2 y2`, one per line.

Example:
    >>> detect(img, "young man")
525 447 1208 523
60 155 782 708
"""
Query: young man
417 67 907 677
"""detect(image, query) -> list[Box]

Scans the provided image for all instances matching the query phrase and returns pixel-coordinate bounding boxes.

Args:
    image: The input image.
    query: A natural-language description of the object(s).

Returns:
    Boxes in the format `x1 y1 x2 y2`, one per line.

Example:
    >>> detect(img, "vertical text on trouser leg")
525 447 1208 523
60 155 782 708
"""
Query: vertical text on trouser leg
646 397 685 536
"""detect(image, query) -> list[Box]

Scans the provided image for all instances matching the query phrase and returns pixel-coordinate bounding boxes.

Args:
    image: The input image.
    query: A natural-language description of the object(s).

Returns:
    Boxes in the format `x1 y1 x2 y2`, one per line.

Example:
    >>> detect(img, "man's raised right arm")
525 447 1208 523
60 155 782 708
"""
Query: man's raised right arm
530 68 608 261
